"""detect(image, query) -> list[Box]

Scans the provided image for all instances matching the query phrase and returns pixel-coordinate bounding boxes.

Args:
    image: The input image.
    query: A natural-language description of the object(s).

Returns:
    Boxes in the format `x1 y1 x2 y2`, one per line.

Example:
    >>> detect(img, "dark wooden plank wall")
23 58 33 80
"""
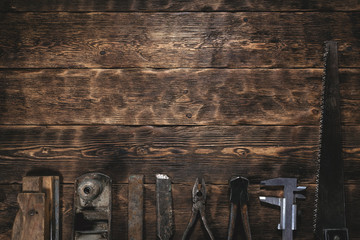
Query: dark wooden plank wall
0 0 359 239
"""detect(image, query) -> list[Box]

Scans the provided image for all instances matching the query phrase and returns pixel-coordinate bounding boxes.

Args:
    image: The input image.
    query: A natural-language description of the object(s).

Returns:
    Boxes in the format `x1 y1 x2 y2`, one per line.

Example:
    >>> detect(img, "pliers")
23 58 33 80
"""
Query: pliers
182 178 215 240
227 176 252 240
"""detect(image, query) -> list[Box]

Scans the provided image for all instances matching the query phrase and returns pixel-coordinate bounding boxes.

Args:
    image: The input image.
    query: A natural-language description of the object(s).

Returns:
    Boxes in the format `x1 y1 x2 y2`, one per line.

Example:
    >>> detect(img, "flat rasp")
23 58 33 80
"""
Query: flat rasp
128 175 144 240
156 174 174 240
314 41 348 240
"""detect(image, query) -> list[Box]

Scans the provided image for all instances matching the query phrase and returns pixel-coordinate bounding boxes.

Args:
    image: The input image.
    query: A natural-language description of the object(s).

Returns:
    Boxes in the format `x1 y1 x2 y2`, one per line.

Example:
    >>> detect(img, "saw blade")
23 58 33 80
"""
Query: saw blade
314 41 348 239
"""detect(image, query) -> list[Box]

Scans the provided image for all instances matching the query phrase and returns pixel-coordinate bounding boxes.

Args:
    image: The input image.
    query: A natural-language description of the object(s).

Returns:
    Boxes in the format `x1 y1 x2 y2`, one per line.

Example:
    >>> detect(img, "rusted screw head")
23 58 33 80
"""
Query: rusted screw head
78 179 103 201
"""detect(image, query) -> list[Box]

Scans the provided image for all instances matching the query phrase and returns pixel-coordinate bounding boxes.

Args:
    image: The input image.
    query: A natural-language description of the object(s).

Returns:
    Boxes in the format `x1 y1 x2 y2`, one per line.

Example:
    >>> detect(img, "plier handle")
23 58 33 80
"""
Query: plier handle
182 178 215 240
227 176 252 240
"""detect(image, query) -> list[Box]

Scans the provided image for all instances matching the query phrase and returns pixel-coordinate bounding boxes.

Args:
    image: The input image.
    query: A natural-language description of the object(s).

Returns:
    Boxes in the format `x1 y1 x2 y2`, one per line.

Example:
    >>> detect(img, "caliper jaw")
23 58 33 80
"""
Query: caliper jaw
259 178 306 240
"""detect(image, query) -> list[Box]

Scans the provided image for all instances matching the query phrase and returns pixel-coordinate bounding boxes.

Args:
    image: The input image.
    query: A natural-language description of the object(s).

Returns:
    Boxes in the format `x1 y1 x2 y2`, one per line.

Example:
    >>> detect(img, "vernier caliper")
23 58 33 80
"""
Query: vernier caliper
259 178 306 239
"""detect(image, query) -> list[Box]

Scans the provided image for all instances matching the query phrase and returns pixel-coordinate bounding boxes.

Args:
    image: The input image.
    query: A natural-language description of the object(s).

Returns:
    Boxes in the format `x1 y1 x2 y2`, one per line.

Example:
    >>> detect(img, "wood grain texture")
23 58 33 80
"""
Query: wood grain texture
0 13 359 68
11 193 45 240
1 183 359 240
0 69 359 125
0 125 359 184
22 177 42 192
0 2 358 239
0 68 320 125
2 0 360 12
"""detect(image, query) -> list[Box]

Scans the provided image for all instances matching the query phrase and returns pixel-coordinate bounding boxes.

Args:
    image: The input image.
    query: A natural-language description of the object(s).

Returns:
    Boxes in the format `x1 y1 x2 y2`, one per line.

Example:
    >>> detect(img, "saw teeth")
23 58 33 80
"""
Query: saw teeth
313 42 329 234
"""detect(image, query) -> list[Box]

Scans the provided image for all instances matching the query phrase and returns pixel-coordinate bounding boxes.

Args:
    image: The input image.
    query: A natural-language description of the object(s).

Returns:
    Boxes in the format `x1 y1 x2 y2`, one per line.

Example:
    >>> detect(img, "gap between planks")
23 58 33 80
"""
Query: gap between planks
2 10 360 13
1 67 360 70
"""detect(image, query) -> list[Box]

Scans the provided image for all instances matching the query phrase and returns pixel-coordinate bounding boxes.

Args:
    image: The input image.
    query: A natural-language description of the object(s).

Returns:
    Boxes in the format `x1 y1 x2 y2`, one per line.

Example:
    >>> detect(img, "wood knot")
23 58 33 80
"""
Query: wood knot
312 109 319 115
235 148 250 157
136 146 149 155
42 147 50 154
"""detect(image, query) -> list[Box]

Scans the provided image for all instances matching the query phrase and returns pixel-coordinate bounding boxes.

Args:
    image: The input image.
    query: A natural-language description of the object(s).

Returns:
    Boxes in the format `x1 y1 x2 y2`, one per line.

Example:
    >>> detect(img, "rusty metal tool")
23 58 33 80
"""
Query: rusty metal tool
73 173 112 240
259 178 306 240
156 174 174 240
314 41 349 240
182 178 215 240
12 176 60 240
128 175 144 240
227 176 252 240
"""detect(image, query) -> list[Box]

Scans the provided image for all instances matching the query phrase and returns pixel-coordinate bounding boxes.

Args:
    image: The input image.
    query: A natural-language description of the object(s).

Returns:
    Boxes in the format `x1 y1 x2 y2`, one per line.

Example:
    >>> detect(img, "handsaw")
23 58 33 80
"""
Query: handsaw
314 41 349 240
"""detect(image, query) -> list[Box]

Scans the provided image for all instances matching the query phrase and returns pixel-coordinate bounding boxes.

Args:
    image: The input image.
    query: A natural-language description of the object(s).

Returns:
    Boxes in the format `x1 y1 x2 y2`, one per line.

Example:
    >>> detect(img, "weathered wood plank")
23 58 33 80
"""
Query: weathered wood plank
0 125 323 147
0 68 320 125
1 184 359 240
0 69 358 125
2 0 360 12
0 13 359 68
0 145 320 184
0 125 318 184
0 125 359 184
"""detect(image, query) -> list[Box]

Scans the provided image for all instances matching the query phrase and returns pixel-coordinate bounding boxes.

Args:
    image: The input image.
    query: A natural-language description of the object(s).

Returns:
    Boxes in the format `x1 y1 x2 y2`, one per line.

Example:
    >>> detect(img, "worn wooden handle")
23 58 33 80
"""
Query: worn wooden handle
12 193 46 240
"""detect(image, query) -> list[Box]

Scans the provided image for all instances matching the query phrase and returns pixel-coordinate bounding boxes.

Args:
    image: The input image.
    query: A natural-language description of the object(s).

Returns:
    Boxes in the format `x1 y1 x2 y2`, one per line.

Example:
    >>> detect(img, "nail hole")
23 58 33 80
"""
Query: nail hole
243 17 248 22
186 113 192 118
196 191 202 197
28 209 36 216
100 51 106 55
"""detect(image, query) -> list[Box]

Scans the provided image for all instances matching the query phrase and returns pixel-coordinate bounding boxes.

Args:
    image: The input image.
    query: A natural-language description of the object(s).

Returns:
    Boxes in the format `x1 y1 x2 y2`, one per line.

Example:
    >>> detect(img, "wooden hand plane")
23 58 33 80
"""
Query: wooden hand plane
12 176 60 240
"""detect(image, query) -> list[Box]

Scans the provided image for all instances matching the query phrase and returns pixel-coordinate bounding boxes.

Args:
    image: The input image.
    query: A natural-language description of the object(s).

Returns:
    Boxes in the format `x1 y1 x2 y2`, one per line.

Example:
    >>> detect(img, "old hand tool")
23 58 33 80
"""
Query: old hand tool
12 176 60 240
314 41 349 240
128 175 144 240
259 178 306 240
73 173 112 240
156 174 174 240
182 178 215 240
227 176 252 240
